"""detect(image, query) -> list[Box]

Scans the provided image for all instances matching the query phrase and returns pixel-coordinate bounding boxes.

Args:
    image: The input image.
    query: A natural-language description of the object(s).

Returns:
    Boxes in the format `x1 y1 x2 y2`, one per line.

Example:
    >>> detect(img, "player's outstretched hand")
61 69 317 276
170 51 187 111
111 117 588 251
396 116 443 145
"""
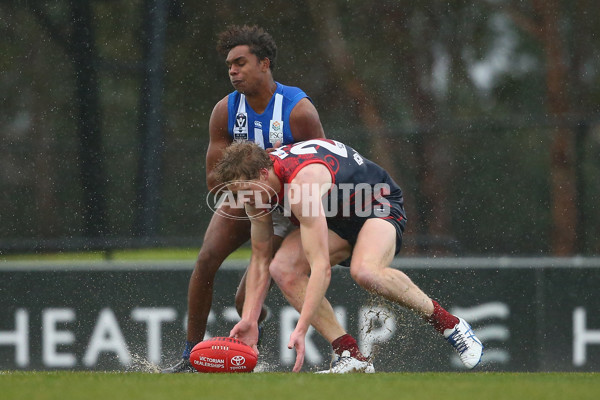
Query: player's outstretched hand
287 327 306 372
230 319 259 355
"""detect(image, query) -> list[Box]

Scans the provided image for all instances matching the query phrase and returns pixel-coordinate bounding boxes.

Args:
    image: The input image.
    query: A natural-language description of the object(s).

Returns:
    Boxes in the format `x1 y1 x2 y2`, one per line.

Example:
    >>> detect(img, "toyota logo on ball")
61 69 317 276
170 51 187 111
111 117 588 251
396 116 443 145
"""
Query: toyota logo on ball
231 355 246 366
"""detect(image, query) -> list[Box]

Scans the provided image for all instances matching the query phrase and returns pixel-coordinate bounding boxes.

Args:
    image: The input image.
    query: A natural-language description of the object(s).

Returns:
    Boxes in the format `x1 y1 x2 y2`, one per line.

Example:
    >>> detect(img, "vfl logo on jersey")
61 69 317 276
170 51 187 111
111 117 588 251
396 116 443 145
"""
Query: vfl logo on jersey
234 112 248 141
269 119 283 143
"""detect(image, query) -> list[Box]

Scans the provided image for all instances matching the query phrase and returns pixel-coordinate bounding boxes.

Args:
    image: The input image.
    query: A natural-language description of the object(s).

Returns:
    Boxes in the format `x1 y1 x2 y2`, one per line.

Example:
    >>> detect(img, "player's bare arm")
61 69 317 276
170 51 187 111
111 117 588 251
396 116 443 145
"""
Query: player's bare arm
288 98 326 141
286 164 333 372
229 206 273 352
206 96 232 191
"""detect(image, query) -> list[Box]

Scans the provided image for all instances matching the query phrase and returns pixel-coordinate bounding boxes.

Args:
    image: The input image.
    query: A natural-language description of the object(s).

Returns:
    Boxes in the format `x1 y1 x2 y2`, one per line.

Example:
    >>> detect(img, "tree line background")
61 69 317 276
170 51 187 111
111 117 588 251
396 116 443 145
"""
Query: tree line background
1 0 599 256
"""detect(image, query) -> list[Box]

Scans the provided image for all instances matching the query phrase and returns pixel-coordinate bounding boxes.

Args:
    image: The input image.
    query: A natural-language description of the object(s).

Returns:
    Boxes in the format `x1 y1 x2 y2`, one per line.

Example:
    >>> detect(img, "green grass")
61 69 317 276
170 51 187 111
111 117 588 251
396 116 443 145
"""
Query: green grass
0 372 598 400
0 247 252 262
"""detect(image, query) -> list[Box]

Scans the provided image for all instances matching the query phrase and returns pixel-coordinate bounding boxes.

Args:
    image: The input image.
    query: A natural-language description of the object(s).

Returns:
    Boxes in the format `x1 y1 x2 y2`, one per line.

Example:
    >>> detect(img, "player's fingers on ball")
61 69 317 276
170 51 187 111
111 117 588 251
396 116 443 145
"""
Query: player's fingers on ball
252 344 259 356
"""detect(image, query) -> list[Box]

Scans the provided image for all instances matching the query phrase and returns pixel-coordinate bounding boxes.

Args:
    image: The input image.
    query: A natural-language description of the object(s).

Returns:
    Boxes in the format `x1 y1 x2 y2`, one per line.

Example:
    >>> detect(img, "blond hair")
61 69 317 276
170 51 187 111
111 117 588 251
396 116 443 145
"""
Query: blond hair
214 141 273 183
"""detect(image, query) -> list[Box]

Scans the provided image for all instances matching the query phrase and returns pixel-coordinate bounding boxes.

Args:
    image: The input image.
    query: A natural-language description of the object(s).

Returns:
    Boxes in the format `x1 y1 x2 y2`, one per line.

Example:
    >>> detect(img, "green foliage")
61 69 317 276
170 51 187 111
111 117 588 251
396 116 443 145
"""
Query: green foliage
1 0 599 254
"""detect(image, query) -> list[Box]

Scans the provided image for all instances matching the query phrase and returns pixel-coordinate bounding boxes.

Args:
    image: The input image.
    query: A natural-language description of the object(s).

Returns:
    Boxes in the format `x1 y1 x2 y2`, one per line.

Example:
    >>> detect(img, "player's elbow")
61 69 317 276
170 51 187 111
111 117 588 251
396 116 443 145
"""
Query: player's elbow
315 261 332 285
324 264 332 284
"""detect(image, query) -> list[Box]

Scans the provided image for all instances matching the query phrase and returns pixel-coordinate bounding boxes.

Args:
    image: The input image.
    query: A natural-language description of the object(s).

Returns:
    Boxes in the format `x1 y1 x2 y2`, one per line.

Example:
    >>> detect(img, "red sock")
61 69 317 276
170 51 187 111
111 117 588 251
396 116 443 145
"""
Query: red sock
331 334 368 361
425 300 459 334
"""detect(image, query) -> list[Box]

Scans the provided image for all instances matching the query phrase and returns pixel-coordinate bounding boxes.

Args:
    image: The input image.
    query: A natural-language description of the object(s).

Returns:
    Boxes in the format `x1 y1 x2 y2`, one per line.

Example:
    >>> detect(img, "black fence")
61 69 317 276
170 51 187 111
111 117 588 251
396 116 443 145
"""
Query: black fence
1 257 599 372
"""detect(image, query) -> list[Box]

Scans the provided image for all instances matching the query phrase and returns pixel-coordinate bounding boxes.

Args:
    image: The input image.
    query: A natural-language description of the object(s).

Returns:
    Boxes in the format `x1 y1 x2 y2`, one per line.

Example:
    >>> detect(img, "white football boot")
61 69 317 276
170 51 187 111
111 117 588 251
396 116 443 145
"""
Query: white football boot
316 350 375 374
444 317 484 369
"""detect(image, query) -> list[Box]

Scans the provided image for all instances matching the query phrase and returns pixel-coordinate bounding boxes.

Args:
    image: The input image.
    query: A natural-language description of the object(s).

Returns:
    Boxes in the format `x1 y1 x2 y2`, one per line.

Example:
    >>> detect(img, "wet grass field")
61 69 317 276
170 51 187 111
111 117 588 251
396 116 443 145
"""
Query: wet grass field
1 371 598 400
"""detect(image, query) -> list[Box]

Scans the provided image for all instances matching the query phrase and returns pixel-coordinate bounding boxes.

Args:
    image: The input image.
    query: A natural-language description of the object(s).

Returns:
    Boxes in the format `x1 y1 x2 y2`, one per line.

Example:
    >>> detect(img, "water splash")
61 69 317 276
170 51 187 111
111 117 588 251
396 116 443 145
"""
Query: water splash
127 353 161 373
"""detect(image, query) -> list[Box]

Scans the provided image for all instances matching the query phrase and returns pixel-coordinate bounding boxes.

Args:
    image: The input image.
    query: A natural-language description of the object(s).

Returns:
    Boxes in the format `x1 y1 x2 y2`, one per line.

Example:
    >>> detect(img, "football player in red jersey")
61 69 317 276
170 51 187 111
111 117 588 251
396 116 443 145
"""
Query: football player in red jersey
219 140 484 372
163 26 367 373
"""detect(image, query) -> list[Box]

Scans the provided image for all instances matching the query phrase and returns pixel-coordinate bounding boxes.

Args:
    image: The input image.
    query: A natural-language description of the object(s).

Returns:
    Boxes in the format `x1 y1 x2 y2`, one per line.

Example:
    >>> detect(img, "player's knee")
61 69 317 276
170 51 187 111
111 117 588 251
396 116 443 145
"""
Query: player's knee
269 258 294 289
350 263 377 290
268 258 285 284
194 247 226 275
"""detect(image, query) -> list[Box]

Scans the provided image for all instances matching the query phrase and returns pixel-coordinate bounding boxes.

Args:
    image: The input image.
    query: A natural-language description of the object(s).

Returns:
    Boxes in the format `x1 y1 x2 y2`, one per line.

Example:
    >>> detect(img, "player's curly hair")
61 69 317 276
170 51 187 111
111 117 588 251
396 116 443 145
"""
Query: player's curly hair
214 142 274 183
216 25 277 70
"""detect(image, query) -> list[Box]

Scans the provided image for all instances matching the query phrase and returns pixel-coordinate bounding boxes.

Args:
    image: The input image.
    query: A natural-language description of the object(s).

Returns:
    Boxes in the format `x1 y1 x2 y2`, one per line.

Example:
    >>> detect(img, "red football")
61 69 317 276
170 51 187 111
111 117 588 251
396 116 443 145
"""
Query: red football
190 337 258 373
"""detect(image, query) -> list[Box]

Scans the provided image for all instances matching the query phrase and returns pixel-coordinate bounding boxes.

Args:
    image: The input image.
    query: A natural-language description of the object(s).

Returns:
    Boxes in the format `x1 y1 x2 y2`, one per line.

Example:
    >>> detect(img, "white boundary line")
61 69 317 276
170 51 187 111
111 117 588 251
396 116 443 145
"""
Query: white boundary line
1 257 600 271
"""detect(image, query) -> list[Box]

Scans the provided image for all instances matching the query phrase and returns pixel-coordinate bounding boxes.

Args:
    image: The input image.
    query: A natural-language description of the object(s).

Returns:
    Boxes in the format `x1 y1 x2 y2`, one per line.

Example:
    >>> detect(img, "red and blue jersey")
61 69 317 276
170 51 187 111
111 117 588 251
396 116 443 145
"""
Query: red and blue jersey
269 139 406 231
